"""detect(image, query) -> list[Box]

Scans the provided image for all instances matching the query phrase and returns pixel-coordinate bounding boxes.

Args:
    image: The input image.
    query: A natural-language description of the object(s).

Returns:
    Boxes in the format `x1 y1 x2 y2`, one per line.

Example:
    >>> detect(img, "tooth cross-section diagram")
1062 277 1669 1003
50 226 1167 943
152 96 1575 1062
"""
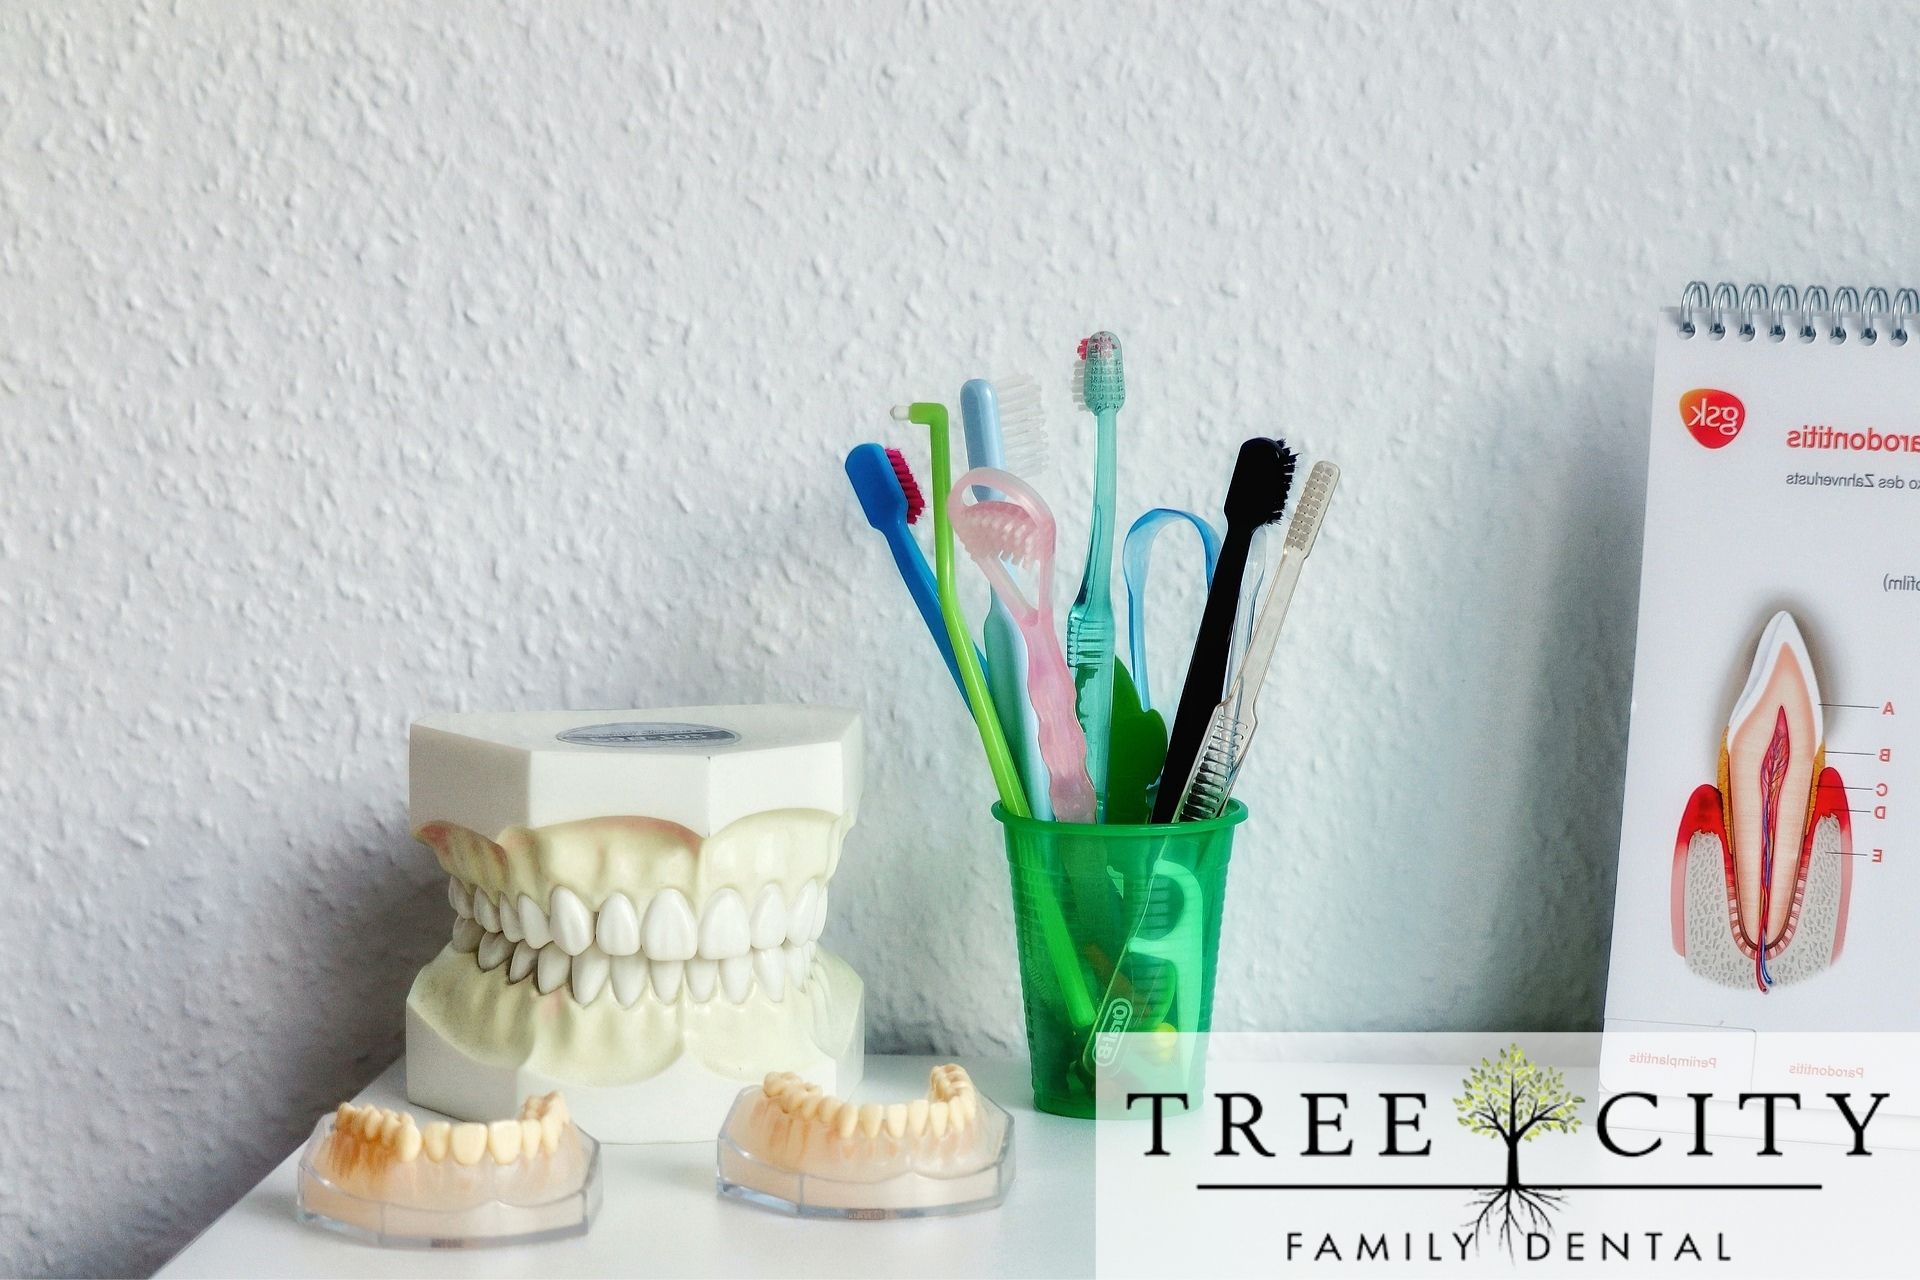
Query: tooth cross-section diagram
1671 612 1853 991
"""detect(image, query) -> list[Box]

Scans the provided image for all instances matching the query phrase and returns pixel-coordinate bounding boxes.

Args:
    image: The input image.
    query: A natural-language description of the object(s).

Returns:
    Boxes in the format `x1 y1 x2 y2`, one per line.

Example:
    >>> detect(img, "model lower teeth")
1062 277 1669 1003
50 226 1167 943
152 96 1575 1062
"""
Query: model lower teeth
716 1065 1014 1216
318 1093 575 1176
406 808 865 1141
297 1092 600 1245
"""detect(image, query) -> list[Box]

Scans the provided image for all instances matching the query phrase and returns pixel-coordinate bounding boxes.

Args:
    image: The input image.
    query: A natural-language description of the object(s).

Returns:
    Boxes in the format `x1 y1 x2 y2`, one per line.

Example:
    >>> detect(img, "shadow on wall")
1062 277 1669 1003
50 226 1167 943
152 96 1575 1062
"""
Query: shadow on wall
124 819 444 1278
1476 357 1649 1029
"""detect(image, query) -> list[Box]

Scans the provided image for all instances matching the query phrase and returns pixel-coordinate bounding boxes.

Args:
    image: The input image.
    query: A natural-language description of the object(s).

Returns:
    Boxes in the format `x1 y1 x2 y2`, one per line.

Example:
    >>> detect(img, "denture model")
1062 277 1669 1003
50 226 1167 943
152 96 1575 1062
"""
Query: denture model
716 1065 1013 1218
405 706 865 1141
296 1092 600 1247
1673 612 1852 991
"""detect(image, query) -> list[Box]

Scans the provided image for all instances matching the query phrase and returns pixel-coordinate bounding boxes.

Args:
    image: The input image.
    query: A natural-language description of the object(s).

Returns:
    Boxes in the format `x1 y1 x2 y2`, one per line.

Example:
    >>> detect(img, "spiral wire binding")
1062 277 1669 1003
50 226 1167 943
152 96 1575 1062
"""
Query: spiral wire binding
1676 280 1917 347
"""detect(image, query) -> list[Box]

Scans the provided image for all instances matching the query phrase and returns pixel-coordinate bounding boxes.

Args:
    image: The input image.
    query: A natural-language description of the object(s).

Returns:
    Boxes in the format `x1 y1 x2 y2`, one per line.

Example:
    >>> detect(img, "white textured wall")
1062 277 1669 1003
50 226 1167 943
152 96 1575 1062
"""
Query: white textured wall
3 1 1915 1273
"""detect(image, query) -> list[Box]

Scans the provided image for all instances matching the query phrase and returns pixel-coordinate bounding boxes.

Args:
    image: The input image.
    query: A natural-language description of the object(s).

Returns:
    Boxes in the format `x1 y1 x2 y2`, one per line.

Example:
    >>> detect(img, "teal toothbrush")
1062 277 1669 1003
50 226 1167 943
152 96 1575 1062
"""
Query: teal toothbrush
961 377 1053 821
1066 332 1124 818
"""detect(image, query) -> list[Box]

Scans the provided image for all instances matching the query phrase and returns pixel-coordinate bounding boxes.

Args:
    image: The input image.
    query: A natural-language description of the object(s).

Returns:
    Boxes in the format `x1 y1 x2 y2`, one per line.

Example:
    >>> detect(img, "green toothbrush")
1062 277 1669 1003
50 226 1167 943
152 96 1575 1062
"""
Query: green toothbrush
893 402 1028 816
1066 332 1124 818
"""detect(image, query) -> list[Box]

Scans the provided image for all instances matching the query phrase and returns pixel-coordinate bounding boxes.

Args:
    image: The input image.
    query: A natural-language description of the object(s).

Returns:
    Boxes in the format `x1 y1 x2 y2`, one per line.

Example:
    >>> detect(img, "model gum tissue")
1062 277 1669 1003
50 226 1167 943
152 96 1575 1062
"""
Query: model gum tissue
296 1093 599 1246
1672 612 1852 990
406 707 865 1142
717 1065 1014 1217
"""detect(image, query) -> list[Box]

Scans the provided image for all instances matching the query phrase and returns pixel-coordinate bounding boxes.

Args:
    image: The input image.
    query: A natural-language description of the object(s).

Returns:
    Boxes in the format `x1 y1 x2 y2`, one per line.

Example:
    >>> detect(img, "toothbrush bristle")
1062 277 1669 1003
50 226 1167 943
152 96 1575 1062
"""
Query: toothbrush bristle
885 447 925 524
956 501 1046 569
1282 461 1338 555
1077 331 1125 413
993 375 1051 479
1223 437 1297 526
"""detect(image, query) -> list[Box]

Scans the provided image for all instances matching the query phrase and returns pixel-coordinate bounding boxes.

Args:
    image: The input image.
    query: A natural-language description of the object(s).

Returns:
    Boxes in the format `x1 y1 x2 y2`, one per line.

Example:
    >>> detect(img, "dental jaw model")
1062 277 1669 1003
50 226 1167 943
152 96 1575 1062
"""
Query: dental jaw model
405 706 865 1142
296 1092 600 1247
717 1065 1013 1218
1673 613 1853 990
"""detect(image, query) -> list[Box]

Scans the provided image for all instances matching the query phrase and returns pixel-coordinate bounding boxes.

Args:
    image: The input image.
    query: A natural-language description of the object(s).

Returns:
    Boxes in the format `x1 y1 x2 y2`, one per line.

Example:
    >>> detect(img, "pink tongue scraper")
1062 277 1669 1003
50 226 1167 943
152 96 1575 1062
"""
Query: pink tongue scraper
949 466 1097 823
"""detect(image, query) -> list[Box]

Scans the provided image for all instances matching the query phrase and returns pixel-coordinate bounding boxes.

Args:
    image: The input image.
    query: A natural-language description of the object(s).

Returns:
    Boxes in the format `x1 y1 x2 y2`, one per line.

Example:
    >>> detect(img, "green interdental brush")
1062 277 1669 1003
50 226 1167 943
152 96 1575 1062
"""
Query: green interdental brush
895 401 1094 1028
892 402 1028 816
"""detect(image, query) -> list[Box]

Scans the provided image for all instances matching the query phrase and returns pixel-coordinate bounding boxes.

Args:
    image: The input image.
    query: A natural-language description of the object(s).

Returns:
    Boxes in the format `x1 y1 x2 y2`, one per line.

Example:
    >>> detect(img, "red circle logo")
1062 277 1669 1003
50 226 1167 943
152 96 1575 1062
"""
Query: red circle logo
1680 388 1745 449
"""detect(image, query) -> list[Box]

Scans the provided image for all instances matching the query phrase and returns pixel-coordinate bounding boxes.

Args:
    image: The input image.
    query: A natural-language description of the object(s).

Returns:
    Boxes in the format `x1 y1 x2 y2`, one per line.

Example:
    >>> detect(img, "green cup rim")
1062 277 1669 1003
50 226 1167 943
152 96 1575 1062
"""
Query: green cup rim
989 797 1247 837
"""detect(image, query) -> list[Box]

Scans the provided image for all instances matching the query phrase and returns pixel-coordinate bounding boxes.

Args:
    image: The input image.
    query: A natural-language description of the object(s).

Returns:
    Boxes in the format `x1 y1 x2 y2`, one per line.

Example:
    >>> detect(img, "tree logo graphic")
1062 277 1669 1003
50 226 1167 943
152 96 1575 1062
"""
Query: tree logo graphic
1453 1044 1585 1253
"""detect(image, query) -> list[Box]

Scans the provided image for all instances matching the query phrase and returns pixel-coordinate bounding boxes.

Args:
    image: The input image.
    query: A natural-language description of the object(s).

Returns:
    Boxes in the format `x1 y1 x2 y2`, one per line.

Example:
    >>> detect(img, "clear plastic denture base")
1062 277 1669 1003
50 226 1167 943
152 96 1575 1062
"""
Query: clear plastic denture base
296 1095 600 1249
407 810 865 1143
716 1066 1013 1219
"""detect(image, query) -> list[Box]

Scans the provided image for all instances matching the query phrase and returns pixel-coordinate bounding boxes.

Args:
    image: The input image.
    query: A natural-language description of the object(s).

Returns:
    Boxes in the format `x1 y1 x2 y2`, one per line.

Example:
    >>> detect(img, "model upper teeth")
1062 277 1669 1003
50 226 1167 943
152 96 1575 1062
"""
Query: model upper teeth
443 876 831 1007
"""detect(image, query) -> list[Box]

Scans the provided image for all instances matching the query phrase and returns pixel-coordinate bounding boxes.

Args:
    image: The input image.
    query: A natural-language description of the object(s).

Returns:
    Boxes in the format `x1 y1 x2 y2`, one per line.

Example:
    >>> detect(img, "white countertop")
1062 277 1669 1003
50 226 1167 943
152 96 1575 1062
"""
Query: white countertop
158 1055 1093 1279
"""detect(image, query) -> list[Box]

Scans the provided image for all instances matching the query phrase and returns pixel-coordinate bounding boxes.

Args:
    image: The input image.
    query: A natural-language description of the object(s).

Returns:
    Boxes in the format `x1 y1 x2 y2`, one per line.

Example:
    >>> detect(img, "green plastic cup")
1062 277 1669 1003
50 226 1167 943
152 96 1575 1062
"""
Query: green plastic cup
993 801 1246 1118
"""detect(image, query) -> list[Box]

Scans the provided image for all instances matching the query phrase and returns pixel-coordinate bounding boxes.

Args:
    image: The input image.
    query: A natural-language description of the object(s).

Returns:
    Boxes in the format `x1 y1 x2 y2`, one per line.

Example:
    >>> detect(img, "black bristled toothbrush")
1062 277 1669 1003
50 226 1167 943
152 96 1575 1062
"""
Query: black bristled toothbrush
1151 437 1297 823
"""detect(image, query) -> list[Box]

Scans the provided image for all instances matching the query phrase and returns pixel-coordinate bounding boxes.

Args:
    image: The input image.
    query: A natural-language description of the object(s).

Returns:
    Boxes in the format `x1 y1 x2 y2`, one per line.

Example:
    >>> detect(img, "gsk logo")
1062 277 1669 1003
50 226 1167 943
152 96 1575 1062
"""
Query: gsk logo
1680 388 1745 449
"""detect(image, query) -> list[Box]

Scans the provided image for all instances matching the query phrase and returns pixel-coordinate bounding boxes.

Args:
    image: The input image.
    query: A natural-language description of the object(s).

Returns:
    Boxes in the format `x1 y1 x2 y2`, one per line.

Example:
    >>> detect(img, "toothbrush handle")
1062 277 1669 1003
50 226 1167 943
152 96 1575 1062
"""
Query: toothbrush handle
1153 526 1255 823
1067 409 1119 814
1023 620 1098 823
1174 701 1254 822
984 601 1053 821
881 523 986 701
914 404 1028 817
960 383 1046 815
1175 549 1305 820
1225 551 1305 725
1125 572 1151 711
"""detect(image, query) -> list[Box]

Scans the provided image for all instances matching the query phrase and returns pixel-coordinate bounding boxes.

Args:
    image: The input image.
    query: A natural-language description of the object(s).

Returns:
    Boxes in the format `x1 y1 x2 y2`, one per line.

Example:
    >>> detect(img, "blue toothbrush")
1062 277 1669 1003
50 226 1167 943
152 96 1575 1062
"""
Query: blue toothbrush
845 443 982 698
961 378 1054 821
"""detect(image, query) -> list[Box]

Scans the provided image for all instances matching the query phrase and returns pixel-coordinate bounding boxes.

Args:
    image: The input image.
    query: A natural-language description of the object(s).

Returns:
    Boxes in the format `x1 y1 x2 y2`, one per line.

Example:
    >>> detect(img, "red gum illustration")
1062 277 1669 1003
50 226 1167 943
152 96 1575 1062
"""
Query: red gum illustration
1814 767 1852 962
1672 784 1725 956
1671 766 1852 971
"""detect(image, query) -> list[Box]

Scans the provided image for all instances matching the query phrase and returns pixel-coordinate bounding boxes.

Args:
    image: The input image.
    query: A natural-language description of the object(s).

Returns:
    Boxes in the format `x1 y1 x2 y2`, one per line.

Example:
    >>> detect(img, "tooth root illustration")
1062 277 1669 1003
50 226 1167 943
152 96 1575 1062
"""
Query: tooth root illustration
1671 612 1853 990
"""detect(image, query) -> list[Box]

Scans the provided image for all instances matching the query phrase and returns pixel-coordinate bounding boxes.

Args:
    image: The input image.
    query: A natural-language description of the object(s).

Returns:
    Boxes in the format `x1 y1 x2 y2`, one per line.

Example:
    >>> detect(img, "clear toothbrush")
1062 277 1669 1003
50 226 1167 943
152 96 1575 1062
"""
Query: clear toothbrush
1066 332 1124 818
892 403 1029 816
1173 461 1339 821
961 377 1054 821
949 466 1098 823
